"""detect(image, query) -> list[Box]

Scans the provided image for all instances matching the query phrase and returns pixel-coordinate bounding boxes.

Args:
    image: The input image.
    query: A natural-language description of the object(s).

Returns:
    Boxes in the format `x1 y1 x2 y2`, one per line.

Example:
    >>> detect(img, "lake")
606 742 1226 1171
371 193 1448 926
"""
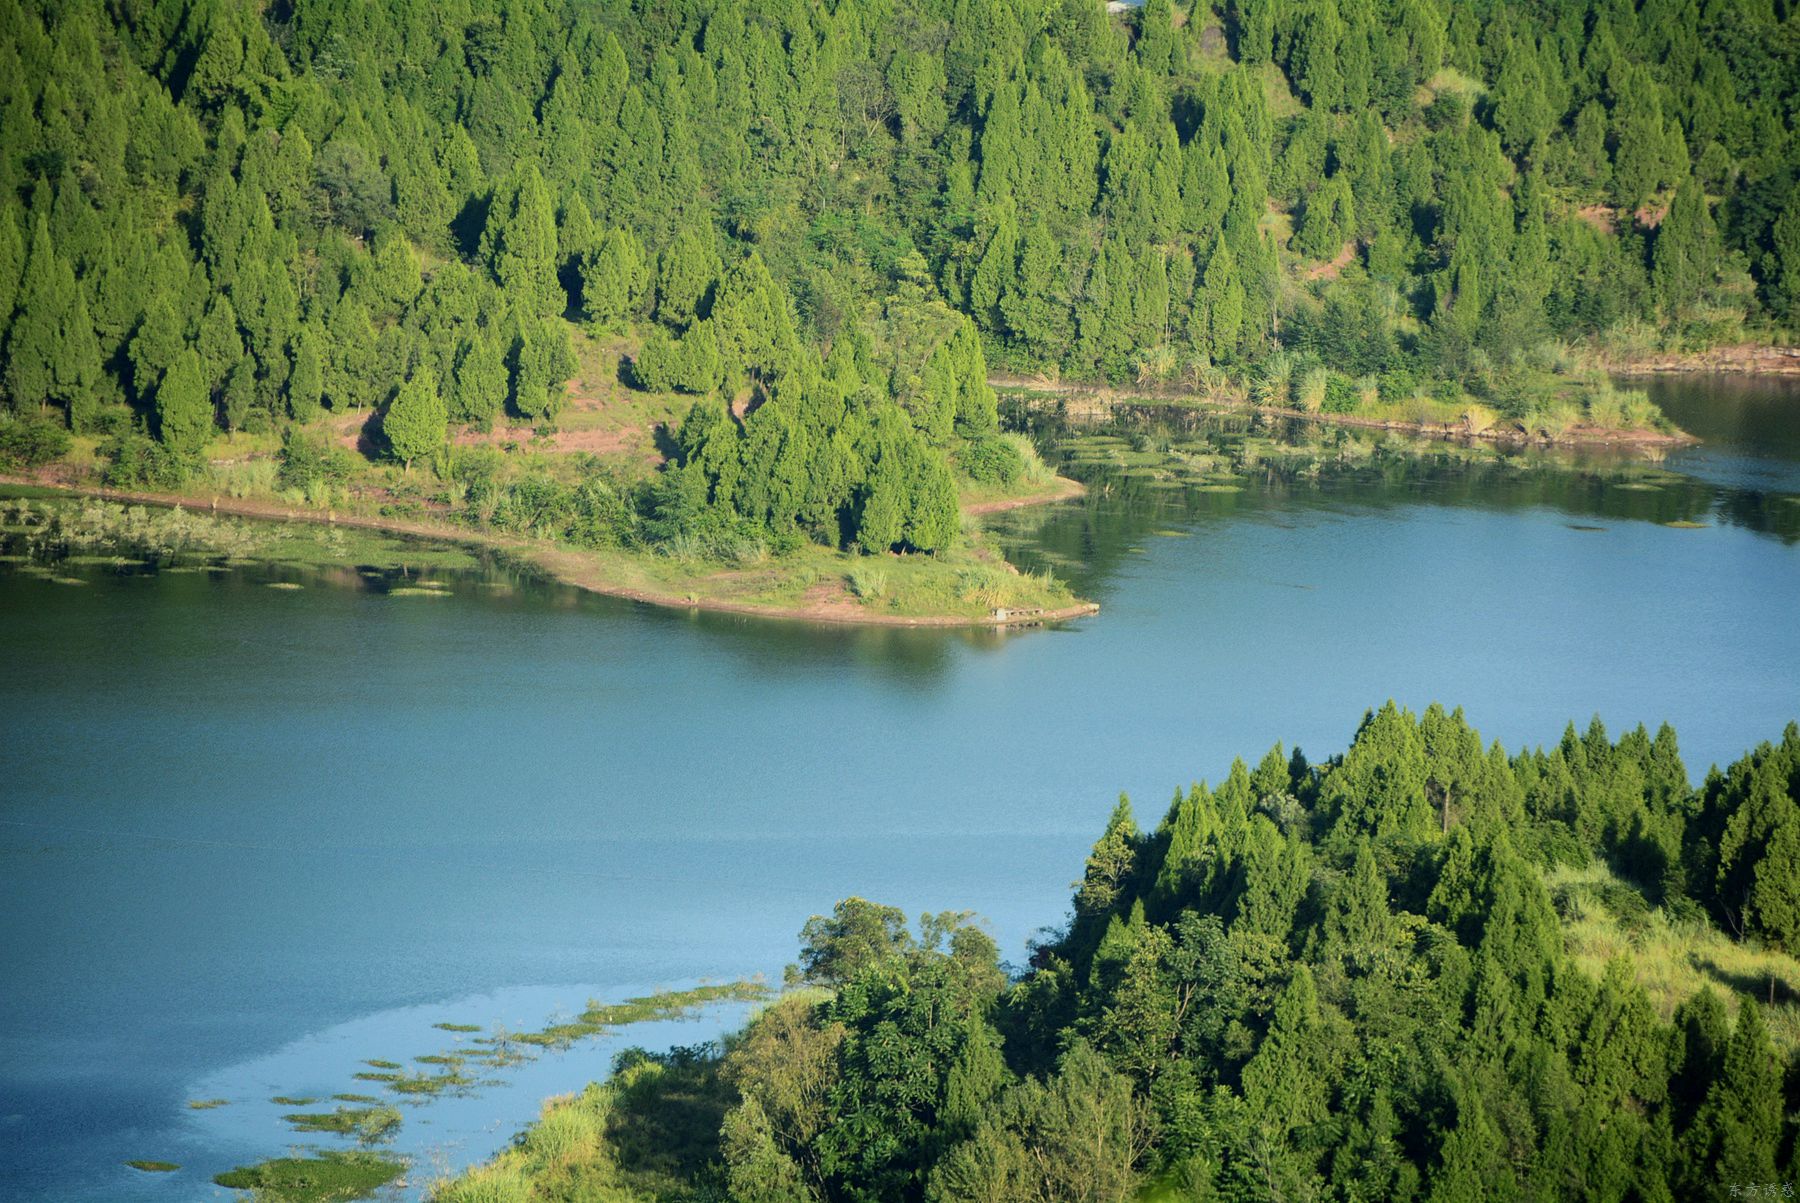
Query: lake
2 375 1797 1201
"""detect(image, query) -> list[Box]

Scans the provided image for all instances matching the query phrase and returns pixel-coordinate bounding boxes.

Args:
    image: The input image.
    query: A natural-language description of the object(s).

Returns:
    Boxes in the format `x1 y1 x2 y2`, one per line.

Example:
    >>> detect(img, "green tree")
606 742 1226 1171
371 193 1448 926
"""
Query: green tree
382 366 447 471
581 227 649 331
5 216 101 427
287 328 323 419
155 348 213 455
483 164 562 317
655 225 721 330
1654 177 1720 317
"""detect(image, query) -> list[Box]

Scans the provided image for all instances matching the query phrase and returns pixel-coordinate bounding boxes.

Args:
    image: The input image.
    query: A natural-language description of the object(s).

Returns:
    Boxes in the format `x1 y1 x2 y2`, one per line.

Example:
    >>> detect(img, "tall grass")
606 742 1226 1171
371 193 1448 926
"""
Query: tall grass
1548 862 1800 1054
1000 433 1055 486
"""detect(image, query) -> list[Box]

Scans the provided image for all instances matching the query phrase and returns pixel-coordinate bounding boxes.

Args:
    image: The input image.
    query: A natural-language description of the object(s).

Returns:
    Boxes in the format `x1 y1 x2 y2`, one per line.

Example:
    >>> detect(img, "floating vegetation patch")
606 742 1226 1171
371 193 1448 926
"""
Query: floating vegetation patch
266 581 302 590
432 1022 481 1033
1662 519 1707 529
1192 484 1244 493
1567 524 1607 532
213 1151 405 1203
1613 482 1662 491
282 1105 402 1144
332 1093 381 1104
386 586 449 597
50 575 86 585
387 1069 471 1096
270 1095 317 1107
187 1098 229 1110
362 1059 401 1070
126 1160 179 1173
1151 529 1190 537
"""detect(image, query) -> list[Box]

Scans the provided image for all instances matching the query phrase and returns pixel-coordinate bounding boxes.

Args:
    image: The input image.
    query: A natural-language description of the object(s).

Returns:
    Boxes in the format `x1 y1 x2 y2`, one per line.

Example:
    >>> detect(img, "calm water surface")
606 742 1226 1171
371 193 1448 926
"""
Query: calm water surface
2 375 1797 1200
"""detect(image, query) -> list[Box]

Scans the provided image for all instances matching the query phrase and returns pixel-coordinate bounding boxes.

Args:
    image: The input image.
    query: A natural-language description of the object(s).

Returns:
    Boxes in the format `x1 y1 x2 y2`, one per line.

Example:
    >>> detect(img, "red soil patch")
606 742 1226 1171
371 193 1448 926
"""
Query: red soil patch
1303 240 1358 282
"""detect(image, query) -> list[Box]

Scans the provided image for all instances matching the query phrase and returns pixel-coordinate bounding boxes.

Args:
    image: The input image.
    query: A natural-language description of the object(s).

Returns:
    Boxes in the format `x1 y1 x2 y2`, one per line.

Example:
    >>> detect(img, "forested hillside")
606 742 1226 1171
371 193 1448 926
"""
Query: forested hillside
2 0 1798 553
435 706 1800 1203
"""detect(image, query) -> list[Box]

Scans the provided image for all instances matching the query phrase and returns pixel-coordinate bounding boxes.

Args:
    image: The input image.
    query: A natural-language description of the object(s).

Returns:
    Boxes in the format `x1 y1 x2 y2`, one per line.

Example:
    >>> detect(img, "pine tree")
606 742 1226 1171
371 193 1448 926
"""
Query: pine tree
483 164 562 317
155 348 213 455
5 215 101 427
1654 177 1719 317
130 295 187 407
655 225 721 330
449 332 508 425
582 227 649 331
287 328 323 419
382 366 447 471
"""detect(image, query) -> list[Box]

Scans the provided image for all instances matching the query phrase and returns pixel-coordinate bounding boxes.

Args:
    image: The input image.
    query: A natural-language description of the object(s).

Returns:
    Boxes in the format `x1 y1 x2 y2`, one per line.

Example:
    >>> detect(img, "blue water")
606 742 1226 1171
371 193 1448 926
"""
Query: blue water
2 375 1797 1201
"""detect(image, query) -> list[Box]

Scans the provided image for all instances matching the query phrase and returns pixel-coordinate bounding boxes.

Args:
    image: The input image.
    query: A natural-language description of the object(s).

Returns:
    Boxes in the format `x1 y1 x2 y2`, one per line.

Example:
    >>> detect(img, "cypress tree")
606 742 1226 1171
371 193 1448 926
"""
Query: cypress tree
130 295 187 407
654 225 721 331
483 164 562 317
155 348 213 455
1773 188 1800 316
195 296 244 396
1202 238 1245 362
511 316 575 422
1654 177 1719 317
449 332 508 425
0 209 23 340
287 328 323 420
5 215 101 426
383 366 447 471
582 227 649 332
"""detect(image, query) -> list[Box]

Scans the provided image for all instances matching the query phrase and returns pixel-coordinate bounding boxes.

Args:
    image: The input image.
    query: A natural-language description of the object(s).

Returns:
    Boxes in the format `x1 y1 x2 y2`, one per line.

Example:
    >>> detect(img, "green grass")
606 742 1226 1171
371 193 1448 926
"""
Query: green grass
1547 862 1800 1054
332 1093 381 1104
186 1098 228 1110
270 1095 317 1106
213 1151 404 1202
433 1022 481 1033
125 1160 179 1172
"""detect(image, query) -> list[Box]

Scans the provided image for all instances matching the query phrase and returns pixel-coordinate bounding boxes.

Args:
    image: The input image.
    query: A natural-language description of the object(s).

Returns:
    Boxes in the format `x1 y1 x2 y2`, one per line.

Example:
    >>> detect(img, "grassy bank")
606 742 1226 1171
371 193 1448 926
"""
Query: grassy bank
996 367 1696 451
0 484 1091 627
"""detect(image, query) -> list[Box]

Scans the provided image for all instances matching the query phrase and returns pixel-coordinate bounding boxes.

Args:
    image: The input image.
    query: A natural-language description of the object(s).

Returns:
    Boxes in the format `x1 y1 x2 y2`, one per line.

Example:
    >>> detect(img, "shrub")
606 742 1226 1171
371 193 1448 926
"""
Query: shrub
0 417 72 467
959 435 1025 486
278 431 357 495
103 431 191 489
1322 374 1360 414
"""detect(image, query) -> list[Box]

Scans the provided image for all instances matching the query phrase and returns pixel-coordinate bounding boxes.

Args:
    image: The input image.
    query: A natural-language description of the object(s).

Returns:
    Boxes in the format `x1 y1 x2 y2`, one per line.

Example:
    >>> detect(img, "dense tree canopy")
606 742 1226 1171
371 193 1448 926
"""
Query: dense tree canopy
3 0 1795 450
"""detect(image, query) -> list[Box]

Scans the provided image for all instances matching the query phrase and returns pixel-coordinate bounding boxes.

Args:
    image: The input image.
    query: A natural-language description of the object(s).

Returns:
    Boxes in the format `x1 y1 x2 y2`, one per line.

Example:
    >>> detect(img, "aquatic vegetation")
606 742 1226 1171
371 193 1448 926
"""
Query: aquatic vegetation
212 1151 404 1203
283 1106 403 1145
186 1098 228 1110
432 1022 481 1033
270 1095 317 1106
125 1160 179 1172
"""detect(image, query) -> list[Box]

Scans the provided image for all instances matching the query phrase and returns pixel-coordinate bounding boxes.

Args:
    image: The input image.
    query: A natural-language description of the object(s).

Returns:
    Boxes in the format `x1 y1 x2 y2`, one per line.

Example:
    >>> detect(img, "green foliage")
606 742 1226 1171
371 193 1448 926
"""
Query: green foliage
381 367 446 470
428 709 1800 1203
212 1151 403 1203
0 416 72 467
154 349 213 456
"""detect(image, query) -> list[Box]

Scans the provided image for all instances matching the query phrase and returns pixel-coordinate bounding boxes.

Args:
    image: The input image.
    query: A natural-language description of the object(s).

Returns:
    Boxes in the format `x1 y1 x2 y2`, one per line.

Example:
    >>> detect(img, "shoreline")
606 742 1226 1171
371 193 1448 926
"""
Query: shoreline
1606 345 1800 377
0 474 1099 630
991 376 1700 450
